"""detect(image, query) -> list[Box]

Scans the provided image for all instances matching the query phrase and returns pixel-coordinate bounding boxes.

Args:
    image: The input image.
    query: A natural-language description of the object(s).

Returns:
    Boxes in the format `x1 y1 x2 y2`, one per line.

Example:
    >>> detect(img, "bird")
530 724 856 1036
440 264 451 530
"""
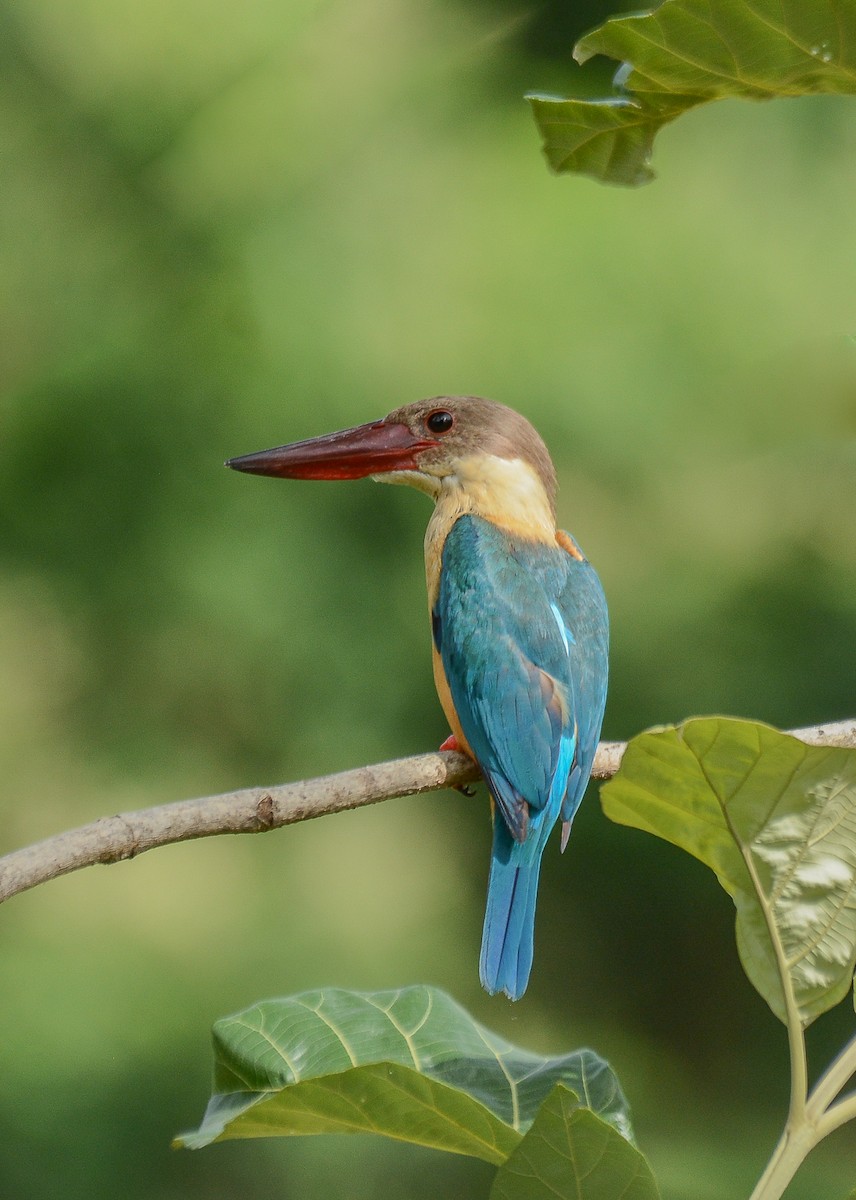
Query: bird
227 396 608 1000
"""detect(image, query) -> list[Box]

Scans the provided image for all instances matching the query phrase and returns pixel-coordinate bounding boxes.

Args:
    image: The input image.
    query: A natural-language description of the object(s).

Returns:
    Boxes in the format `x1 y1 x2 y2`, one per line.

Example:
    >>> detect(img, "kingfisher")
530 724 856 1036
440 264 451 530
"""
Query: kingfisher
227 396 608 1000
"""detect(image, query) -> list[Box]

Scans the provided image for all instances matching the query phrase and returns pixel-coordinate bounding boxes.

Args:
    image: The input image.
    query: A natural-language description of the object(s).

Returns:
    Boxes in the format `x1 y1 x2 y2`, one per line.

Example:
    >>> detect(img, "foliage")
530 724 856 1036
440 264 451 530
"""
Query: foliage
490 1088 657 1200
182 721 856 1199
605 721 856 1200
179 985 656 1198
603 719 856 1026
178 986 631 1154
529 0 856 184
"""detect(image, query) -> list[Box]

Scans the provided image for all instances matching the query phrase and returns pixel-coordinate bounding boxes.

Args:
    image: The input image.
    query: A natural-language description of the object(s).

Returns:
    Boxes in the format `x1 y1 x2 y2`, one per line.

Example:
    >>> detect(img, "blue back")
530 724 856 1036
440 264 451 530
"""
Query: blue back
434 514 608 998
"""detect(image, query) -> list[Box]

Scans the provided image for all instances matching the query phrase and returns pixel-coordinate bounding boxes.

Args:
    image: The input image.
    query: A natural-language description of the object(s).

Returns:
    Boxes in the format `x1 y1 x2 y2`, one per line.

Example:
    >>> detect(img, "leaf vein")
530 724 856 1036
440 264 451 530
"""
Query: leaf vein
295 995 359 1068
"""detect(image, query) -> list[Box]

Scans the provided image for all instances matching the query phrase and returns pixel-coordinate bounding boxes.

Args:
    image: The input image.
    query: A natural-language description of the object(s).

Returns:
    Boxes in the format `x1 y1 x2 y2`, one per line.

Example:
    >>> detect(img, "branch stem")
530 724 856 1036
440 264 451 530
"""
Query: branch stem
0 722 853 909
0 751 480 905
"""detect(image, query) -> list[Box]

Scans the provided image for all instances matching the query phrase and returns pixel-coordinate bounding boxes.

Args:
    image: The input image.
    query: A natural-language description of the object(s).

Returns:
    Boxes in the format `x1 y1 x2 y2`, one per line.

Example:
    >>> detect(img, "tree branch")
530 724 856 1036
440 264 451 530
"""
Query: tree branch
1 720 854 907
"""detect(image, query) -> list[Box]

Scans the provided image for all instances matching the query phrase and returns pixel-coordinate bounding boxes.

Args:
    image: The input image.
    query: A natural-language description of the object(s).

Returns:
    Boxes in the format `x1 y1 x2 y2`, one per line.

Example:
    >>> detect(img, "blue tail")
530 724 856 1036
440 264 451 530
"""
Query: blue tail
479 814 546 1001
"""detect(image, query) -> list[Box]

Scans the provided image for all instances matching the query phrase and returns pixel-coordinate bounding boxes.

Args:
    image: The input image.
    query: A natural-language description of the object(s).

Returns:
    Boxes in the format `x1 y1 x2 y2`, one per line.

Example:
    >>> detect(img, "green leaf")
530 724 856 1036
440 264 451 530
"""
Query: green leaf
177 986 633 1161
529 0 856 185
490 1085 660 1200
602 718 856 1026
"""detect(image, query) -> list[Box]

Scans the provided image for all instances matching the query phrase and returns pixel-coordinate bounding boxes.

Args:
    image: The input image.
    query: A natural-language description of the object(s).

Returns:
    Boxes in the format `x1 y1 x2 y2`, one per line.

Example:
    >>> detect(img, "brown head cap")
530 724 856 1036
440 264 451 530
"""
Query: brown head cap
384 396 558 514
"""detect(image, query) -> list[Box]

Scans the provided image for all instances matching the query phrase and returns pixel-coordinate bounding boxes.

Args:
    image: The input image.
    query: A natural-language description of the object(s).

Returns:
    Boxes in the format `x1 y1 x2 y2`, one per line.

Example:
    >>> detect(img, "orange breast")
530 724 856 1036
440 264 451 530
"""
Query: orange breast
431 642 474 758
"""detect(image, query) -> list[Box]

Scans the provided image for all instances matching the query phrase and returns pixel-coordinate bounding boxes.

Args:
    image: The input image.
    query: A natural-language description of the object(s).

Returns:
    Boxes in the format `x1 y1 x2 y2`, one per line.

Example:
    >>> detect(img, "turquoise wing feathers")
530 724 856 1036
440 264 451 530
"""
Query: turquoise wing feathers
434 514 608 1000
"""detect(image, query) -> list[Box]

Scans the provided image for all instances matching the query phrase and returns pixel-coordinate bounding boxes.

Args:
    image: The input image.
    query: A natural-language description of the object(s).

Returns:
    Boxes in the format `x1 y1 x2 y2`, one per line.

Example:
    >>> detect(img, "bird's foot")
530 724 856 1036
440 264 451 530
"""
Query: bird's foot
439 733 477 796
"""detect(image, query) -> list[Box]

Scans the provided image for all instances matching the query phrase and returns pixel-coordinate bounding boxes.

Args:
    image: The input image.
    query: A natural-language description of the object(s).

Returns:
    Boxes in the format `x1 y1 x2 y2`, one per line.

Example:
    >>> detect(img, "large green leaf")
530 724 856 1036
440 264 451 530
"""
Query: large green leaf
602 719 856 1026
177 986 633 1161
529 0 856 185
491 1085 659 1200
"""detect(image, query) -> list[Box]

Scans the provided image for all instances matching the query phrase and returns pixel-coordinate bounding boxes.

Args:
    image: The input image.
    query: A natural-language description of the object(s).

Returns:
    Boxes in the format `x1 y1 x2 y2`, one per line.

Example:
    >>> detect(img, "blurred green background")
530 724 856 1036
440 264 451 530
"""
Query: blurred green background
1 0 855 1196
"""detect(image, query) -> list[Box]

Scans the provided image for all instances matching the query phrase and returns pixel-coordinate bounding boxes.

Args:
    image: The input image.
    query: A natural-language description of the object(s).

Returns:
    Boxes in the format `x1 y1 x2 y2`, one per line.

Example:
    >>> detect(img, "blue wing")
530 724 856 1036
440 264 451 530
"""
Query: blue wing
435 514 608 999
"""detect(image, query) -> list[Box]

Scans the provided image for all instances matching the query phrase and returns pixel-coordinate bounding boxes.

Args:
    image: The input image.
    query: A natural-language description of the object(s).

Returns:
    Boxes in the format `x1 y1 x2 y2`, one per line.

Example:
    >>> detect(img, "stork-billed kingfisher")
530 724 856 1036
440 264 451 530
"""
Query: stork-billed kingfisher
228 396 608 1000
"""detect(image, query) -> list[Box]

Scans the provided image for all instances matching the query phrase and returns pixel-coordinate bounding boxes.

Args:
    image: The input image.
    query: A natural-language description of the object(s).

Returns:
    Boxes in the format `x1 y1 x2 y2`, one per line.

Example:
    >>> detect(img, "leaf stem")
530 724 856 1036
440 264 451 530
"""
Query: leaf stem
749 1084 856 1200
817 1089 856 1140
748 1034 856 1200
740 849 812 1200
747 1121 818 1200
739 848 808 1124
806 1031 856 1120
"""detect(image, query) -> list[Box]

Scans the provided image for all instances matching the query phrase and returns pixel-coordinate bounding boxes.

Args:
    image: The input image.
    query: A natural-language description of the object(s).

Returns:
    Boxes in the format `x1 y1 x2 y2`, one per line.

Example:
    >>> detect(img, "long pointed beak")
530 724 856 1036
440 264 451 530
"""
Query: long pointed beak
226 419 437 481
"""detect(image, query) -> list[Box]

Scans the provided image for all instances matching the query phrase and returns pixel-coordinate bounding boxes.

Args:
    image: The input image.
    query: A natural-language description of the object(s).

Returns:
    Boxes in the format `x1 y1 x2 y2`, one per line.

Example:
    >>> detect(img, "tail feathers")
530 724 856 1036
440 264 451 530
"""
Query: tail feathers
479 820 544 1001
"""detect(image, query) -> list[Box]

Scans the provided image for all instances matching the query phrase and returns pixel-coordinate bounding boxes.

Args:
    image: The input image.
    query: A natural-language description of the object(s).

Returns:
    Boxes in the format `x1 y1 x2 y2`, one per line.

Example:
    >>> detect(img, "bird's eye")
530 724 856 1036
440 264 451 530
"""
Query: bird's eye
426 410 454 434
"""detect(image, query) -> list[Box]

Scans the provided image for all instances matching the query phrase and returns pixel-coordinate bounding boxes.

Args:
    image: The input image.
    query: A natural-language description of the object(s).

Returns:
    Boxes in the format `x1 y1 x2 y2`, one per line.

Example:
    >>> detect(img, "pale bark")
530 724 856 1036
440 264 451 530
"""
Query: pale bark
1 720 853 906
